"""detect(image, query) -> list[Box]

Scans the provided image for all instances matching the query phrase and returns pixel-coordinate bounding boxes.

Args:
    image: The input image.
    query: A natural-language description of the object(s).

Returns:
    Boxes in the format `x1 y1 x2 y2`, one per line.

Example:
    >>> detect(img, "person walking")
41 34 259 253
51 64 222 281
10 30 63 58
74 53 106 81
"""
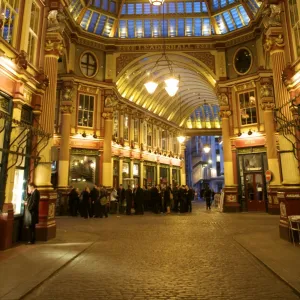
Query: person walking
187 186 194 213
81 186 90 219
99 186 108 218
25 182 40 244
125 185 133 215
110 187 118 214
204 186 212 210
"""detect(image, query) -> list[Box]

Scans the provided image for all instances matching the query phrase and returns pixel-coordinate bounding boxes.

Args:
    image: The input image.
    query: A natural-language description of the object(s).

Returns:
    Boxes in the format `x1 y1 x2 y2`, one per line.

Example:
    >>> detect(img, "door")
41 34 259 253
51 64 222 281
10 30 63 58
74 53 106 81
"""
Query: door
245 173 266 211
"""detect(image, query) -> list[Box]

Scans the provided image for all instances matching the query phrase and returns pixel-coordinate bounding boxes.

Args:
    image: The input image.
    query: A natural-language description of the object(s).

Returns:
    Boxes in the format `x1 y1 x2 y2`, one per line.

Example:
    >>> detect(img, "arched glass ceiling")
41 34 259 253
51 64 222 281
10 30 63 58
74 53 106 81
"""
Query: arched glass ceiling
186 104 221 129
68 0 261 38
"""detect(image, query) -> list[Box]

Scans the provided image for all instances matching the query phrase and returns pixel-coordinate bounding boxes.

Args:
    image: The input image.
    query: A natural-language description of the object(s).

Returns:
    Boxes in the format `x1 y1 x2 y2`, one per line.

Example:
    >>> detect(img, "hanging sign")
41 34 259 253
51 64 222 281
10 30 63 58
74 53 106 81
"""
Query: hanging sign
265 170 272 182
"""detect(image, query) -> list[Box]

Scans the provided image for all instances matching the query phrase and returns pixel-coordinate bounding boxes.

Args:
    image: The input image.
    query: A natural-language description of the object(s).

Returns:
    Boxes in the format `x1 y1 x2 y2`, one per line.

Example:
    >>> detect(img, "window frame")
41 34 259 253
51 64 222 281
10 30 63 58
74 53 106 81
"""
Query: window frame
238 90 257 126
80 51 98 78
77 93 95 128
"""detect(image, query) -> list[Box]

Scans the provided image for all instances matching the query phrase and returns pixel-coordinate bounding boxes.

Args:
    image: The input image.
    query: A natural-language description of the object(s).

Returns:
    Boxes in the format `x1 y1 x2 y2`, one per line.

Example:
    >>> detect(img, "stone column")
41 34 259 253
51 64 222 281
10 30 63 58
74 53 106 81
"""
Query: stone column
33 31 63 241
130 158 134 181
220 106 239 212
102 111 113 188
119 156 124 186
119 111 124 142
140 118 145 150
180 144 186 185
130 114 135 146
157 162 160 185
170 165 173 185
140 160 144 187
57 83 73 188
265 27 300 239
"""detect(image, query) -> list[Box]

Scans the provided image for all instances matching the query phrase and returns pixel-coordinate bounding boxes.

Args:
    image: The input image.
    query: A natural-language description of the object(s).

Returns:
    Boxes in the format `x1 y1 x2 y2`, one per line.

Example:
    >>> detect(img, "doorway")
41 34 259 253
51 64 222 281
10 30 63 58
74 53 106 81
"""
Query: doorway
244 173 266 211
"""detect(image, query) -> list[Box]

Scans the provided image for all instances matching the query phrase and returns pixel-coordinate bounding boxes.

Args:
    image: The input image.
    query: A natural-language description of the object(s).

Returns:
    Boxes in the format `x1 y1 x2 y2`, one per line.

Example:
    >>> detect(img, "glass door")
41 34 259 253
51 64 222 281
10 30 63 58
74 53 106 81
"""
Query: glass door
245 173 265 211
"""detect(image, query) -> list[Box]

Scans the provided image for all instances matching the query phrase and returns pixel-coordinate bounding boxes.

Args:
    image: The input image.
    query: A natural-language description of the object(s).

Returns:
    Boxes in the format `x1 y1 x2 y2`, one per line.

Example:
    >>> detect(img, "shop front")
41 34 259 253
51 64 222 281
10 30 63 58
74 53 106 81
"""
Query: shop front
144 162 156 187
133 161 140 186
237 147 268 212
172 167 180 186
160 164 170 185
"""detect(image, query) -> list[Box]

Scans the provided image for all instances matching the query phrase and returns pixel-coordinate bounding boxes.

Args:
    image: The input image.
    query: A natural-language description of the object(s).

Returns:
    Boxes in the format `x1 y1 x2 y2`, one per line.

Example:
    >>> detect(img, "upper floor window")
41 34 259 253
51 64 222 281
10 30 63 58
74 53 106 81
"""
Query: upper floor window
0 0 19 44
28 1 40 65
113 111 119 138
162 130 167 150
123 113 129 140
239 91 257 125
78 94 94 127
134 118 139 142
80 52 98 77
288 0 300 59
143 123 147 145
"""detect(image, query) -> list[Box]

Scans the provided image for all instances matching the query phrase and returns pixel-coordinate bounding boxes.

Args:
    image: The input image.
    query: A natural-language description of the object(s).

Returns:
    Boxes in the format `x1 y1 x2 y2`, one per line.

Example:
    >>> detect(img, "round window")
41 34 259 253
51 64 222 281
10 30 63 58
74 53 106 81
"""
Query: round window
234 48 252 75
80 52 97 77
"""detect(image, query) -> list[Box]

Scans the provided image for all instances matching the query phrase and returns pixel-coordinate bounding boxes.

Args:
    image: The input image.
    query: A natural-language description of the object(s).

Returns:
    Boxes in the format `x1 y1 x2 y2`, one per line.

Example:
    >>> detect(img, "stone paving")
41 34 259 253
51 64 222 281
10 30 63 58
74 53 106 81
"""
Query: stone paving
21 202 299 300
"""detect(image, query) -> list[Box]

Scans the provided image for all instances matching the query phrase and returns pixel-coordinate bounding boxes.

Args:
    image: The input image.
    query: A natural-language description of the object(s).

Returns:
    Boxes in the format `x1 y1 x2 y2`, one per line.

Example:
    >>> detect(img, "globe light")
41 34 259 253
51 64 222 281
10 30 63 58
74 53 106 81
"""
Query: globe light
144 80 158 94
177 135 186 143
203 144 211 153
165 85 179 97
149 0 164 5
208 159 212 164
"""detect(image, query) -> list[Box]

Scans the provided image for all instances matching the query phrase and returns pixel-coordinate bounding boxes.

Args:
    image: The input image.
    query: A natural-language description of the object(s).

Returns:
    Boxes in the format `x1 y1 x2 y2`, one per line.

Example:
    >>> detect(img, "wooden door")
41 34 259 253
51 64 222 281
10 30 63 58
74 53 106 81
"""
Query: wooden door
245 173 266 211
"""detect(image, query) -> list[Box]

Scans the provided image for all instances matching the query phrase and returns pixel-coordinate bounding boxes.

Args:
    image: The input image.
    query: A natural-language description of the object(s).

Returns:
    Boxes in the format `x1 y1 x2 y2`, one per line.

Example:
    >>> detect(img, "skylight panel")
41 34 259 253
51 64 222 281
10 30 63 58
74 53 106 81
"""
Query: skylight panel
121 4 126 14
194 2 201 13
230 8 243 28
80 10 91 29
169 19 176 37
136 3 143 14
95 15 107 34
202 18 211 35
119 20 127 38
128 3 134 14
178 18 185 36
136 20 143 37
144 3 151 14
202 2 208 12
220 0 227 8
185 18 193 36
222 11 235 31
152 5 160 14
215 14 228 33
102 0 108 11
153 20 160 37
128 20 135 37
185 2 193 13
109 1 116 13
212 0 219 10
194 18 202 36
238 6 250 24
88 12 100 32
162 19 168 36
177 2 184 13
93 0 101 8
169 3 176 13
70 1 83 21
247 0 260 14
103 18 114 36
144 20 151 37
228 0 235 4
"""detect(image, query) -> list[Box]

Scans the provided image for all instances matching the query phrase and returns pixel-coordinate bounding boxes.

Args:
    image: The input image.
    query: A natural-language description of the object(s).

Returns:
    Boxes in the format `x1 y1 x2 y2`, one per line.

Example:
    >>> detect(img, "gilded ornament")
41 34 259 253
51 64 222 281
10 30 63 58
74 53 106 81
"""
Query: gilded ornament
102 112 113 119
261 102 275 111
105 95 118 107
218 93 228 106
219 110 231 118
262 4 281 28
47 10 65 33
260 83 273 98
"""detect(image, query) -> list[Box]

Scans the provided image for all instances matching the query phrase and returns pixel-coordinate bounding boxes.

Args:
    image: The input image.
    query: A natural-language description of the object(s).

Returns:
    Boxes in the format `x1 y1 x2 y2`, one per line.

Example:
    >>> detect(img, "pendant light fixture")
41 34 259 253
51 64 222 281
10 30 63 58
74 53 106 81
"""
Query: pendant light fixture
144 2 179 97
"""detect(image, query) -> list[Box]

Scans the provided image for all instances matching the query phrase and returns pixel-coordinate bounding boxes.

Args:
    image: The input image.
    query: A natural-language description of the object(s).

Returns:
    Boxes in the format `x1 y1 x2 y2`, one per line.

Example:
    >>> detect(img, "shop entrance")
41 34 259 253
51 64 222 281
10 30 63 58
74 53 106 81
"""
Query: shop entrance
244 173 266 212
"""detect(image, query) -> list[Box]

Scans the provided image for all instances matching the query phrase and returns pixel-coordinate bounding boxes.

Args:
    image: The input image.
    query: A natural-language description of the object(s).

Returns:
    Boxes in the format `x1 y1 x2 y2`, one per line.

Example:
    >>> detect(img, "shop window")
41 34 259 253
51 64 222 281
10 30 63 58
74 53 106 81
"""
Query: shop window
134 118 139 142
70 153 97 187
133 163 139 176
288 0 300 58
124 113 129 140
27 1 40 65
80 52 98 77
122 162 130 178
147 124 152 146
78 94 94 127
0 0 19 44
113 111 119 138
239 91 257 125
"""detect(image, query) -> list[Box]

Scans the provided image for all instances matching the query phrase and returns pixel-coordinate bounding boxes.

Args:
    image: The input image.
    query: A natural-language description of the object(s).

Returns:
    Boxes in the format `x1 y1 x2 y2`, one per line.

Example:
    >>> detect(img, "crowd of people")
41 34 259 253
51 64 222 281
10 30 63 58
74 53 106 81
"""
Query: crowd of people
68 183 216 218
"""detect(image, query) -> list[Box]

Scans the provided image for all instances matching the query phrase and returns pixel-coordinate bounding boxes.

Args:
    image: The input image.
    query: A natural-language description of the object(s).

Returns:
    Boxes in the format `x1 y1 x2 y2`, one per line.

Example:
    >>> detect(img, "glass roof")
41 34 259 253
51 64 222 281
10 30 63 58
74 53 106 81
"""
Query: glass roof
68 0 261 38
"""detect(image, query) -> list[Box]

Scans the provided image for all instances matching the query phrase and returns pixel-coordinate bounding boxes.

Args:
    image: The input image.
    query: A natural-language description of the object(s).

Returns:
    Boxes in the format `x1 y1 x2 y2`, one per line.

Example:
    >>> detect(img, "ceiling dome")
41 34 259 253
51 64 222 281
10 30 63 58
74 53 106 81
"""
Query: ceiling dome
68 0 262 38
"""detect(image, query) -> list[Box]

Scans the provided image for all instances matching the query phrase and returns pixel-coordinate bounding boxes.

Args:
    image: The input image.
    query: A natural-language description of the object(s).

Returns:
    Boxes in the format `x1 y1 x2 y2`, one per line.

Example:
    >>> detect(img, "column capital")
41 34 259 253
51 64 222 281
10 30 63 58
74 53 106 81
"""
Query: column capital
102 112 113 119
60 105 73 114
219 110 232 118
45 32 64 58
261 102 275 111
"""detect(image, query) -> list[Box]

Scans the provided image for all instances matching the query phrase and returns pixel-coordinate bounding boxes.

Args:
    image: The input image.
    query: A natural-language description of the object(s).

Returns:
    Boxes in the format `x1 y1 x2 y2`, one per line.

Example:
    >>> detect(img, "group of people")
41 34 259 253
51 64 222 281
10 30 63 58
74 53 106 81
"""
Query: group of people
68 185 110 219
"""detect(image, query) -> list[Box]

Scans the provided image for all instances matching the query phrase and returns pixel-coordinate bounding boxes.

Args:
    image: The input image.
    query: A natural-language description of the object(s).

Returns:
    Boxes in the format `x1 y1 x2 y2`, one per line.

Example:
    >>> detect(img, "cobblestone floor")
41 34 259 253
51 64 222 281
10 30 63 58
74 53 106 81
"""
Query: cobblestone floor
24 203 299 300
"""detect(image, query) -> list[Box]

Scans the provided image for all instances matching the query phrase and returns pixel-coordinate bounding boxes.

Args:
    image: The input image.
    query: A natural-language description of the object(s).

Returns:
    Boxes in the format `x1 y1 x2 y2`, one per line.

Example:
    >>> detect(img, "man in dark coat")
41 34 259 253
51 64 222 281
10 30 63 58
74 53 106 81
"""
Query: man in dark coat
90 185 100 217
134 184 144 215
26 182 40 244
117 184 126 214
204 186 212 210
172 184 179 212
125 186 133 215
187 186 194 213
151 185 160 214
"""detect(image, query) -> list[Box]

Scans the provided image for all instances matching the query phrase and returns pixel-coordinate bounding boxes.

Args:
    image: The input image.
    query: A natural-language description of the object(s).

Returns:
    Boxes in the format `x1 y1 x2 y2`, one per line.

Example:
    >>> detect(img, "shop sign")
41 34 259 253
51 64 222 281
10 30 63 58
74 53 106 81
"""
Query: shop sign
235 137 266 148
265 170 272 182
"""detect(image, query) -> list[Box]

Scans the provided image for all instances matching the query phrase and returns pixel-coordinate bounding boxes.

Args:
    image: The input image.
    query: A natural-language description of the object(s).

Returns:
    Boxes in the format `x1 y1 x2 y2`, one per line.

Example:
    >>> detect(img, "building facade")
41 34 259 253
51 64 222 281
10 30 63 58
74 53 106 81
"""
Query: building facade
0 0 300 249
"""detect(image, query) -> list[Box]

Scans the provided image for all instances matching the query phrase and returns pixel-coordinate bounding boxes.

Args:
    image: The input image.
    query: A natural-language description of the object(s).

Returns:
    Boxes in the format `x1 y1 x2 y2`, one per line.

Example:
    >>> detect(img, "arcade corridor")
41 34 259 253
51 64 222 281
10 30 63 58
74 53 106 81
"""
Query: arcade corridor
1 203 299 300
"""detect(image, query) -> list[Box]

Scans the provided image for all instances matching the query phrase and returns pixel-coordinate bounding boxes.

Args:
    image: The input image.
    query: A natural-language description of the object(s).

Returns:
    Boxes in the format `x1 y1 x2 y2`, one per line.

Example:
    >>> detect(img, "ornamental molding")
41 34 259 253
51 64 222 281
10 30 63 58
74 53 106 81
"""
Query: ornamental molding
262 4 282 29
264 34 285 52
225 31 257 47
234 81 255 91
184 52 215 73
60 105 73 114
261 102 275 111
219 110 232 118
102 112 113 119
217 92 229 106
116 53 146 76
45 39 64 57
78 84 99 94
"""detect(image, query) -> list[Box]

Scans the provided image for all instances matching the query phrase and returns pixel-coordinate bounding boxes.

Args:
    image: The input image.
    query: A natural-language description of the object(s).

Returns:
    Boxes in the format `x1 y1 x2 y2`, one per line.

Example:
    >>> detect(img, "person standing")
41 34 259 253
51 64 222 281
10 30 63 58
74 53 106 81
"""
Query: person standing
110 187 118 214
81 186 90 219
204 186 212 210
164 185 171 214
134 184 144 215
26 183 40 244
151 185 160 214
99 186 108 218
172 184 179 212
117 184 126 214
69 187 79 216
90 185 99 217
187 186 194 213
125 185 133 215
